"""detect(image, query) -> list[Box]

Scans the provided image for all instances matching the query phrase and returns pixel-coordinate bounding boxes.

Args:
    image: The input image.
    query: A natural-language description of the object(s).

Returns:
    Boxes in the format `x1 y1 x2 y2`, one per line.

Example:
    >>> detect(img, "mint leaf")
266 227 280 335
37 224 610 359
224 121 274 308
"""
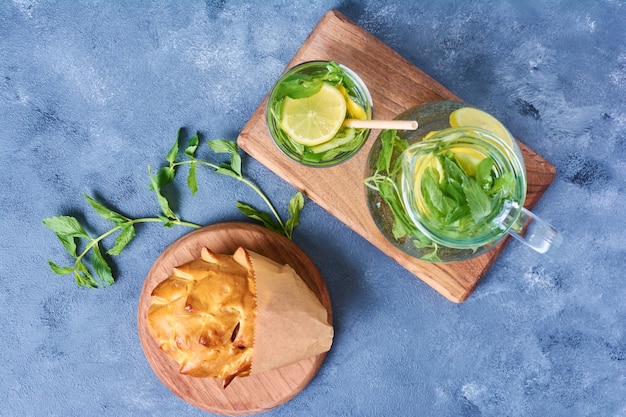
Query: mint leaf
206 140 243 177
422 167 450 217
376 180 416 240
187 161 198 195
207 139 238 155
166 129 181 163
75 261 97 288
285 192 304 237
476 157 494 191
446 205 471 225
43 216 90 256
91 243 114 286
108 225 136 256
42 216 89 239
236 202 282 234
48 261 74 275
490 172 515 196
230 153 242 177
185 132 199 157
151 166 175 190
84 195 129 225
377 129 396 172
275 75 323 99
462 176 492 222
157 215 176 228
148 165 177 220
421 247 442 263
443 177 465 205
215 166 240 179
412 233 434 249
442 153 468 184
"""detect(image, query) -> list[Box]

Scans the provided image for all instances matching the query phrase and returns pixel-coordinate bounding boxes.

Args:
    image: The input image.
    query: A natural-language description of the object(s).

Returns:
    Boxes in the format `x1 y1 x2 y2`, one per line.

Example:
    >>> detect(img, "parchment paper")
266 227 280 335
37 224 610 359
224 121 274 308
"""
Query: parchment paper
245 250 334 375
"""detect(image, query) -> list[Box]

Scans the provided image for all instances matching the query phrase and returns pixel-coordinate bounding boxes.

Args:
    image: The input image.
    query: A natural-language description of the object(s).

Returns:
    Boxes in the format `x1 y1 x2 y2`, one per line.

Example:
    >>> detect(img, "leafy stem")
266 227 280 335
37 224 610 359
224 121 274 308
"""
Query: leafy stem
168 158 287 234
152 129 303 239
44 129 305 288
43 196 201 288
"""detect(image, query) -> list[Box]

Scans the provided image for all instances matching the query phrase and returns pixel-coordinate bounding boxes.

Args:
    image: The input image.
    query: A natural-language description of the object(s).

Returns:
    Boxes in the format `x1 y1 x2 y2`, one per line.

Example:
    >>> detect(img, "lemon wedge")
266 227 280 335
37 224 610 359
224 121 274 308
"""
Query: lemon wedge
449 107 514 148
281 82 347 147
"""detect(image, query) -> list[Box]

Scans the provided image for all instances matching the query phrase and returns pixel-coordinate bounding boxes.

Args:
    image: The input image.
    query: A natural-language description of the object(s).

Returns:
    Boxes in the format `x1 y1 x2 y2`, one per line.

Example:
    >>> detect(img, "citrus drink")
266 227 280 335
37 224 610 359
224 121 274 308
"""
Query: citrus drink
266 61 372 166
401 127 525 249
366 100 529 262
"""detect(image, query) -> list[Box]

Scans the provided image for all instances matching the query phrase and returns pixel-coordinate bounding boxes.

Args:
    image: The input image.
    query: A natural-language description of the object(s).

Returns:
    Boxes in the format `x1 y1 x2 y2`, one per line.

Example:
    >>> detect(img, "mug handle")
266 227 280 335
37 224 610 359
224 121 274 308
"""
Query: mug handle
498 200 563 256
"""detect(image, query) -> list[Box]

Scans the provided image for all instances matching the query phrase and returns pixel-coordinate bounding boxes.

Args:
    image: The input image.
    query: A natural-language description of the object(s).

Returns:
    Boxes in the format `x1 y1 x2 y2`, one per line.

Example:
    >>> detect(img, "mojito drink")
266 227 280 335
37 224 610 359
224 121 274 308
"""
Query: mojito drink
266 61 372 166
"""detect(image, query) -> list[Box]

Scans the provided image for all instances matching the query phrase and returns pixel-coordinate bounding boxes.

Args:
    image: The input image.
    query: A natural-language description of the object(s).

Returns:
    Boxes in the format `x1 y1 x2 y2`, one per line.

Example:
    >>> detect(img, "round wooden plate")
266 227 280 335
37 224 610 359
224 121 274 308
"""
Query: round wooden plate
137 222 333 416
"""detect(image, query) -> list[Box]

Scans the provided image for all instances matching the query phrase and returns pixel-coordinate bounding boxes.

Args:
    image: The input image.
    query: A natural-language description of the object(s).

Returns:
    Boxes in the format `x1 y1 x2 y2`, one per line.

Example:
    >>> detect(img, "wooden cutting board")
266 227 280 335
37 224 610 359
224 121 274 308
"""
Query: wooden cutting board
138 222 332 415
237 10 556 303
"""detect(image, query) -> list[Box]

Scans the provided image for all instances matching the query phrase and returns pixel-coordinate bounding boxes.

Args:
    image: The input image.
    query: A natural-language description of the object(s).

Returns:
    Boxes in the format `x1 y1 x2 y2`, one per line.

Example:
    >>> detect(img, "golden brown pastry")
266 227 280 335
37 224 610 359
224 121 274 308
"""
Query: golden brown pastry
146 247 256 388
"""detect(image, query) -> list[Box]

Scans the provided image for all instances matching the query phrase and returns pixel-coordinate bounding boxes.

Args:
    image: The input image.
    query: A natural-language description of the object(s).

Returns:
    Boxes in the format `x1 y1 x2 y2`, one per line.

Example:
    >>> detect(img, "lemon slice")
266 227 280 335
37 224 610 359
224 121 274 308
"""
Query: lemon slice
452 147 485 177
449 107 514 147
281 82 347 146
338 85 367 120
423 130 438 140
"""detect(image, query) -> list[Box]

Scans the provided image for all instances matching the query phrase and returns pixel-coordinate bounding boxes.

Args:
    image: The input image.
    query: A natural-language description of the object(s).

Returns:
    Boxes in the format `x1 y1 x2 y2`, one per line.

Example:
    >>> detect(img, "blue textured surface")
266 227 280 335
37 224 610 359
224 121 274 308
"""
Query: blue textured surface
1 1 625 416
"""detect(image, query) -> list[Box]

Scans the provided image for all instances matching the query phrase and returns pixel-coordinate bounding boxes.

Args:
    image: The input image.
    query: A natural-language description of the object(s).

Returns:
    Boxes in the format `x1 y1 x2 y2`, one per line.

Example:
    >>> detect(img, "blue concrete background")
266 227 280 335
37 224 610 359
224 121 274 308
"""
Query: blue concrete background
1 1 625 416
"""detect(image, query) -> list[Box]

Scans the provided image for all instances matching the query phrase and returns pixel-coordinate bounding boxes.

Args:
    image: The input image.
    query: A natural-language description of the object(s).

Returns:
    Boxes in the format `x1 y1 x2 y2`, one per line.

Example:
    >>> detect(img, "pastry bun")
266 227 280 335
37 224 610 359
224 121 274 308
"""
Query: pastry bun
146 247 256 388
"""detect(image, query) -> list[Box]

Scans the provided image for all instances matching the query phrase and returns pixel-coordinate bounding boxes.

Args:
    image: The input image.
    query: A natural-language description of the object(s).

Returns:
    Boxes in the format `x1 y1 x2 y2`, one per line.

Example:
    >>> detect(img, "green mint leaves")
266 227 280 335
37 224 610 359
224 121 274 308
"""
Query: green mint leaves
273 61 345 101
365 129 419 240
43 197 149 288
418 151 515 241
43 129 305 288
365 130 443 261
151 130 304 238
366 128 518 261
274 75 323 100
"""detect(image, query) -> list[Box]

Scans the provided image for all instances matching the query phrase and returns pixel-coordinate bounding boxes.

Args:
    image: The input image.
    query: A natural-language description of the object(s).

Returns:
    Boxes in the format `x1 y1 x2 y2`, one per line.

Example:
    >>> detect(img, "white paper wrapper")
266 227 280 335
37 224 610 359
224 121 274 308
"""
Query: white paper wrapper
245 250 334 375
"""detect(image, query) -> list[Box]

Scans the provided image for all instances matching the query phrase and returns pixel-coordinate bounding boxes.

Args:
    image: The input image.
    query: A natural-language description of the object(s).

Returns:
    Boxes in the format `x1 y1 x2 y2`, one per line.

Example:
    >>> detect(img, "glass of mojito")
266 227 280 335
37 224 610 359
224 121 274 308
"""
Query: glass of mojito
366 101 561 262
266 61 373 167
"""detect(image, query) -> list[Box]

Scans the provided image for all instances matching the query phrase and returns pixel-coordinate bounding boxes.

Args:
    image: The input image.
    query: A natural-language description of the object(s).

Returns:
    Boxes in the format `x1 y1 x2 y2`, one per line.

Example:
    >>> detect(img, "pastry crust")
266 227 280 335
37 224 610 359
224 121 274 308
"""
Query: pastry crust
146 247 256 388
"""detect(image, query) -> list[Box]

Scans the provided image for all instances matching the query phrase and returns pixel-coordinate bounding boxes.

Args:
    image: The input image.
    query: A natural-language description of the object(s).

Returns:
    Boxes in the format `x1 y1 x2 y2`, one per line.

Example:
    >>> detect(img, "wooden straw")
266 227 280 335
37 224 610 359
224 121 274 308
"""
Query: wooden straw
343 119 418 130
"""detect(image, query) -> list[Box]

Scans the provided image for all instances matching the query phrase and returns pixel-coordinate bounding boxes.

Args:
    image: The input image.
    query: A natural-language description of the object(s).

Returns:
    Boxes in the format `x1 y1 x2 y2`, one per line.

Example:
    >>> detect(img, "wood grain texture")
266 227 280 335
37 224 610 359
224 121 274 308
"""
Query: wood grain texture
137 222 332 416
237 10 556 303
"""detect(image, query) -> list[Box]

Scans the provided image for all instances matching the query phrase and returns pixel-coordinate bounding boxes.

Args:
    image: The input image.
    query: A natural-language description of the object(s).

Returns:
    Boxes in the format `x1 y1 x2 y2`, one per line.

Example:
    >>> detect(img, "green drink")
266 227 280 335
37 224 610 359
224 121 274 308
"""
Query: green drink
366 100 561 262
401 126 525 250
266 61 373 167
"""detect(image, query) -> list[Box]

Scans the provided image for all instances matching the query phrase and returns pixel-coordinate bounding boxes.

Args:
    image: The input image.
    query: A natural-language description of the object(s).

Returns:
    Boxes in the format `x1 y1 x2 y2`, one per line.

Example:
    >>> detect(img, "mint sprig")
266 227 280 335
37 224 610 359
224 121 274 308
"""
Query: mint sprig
43 196 199 288
43 129 305 288
267 61 370 165
155 129 303 239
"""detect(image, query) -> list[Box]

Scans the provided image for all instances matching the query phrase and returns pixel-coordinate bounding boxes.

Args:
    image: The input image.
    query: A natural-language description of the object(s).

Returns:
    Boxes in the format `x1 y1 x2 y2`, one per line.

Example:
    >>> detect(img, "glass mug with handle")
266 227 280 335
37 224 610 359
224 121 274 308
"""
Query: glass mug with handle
366 100 562 262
